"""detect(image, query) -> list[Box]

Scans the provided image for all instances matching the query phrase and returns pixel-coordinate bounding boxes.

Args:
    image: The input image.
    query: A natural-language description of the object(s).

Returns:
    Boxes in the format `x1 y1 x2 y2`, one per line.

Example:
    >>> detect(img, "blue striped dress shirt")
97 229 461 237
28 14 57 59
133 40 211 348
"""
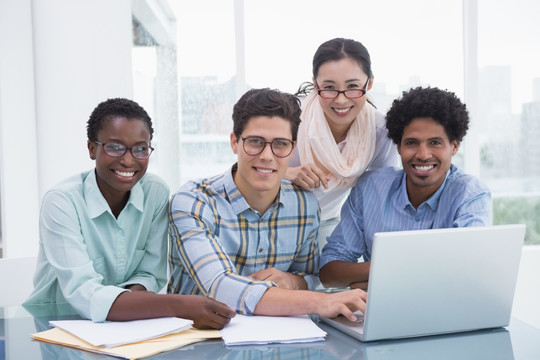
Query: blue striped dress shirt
168 165 320 314
320 164 492 268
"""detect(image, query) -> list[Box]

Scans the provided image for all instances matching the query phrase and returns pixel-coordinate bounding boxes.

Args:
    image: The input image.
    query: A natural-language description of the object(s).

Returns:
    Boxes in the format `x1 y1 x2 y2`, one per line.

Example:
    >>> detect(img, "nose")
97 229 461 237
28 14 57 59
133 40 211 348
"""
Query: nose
119 150 136 166
259 142 274 160
416 143 431 160
334 92 348 104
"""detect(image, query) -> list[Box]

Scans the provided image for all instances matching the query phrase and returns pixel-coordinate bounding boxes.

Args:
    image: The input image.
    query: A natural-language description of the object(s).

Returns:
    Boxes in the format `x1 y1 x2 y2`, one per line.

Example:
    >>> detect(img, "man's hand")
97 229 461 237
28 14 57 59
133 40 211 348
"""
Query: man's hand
317 289 367 322
285 164 330 190
249 267 308 290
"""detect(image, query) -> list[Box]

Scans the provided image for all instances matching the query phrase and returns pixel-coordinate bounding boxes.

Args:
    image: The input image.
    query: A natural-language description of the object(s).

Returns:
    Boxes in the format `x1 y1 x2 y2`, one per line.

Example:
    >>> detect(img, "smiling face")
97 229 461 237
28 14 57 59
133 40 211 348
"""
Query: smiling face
398 117 459 207
87 116 151 205
315 57 373 140
230 115 295 213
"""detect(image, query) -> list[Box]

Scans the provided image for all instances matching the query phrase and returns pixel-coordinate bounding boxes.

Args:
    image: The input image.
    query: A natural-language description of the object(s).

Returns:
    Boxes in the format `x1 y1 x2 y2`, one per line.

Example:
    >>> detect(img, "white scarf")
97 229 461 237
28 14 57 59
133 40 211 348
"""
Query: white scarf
297 91 377 193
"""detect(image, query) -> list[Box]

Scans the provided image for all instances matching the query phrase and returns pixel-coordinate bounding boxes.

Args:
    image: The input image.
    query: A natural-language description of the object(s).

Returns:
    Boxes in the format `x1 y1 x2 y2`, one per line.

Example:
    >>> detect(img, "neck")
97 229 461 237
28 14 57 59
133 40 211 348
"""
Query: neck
233 172 280 215
406 182 437 210
326 116 353 144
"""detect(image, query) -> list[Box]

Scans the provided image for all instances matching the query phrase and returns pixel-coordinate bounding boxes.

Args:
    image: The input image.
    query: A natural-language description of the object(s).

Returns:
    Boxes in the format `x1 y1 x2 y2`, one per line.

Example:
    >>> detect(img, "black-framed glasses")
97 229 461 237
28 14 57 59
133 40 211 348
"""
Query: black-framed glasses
240 136 294 158
316 77 370 99
94 141 154 159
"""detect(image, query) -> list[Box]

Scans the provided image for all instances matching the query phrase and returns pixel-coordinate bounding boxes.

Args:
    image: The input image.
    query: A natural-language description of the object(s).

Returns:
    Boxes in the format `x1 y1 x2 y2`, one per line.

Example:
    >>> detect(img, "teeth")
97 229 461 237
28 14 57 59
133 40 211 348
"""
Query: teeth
256 168 273 174
116 171 135 177
415 165 434 171
334 108 350 114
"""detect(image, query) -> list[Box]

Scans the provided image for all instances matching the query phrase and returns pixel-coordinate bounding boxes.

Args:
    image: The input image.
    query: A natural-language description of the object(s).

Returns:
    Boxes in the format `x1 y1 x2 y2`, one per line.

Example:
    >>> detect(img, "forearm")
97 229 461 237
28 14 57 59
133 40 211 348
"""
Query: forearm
107 292 179 321
319 260 370 288
107 291 237 329
253 287 321 316
253 287 367 321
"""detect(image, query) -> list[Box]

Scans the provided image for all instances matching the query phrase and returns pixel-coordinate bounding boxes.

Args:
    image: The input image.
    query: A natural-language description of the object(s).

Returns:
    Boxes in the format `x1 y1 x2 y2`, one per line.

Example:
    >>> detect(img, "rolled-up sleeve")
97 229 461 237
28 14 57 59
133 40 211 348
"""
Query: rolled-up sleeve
169 190 274 314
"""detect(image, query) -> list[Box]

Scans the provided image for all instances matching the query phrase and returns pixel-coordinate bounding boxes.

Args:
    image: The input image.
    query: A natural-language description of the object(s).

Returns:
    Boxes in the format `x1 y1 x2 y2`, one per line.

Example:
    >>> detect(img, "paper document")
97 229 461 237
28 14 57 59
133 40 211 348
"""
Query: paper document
33 327 221 359
220 315 326 346
49 317 192 347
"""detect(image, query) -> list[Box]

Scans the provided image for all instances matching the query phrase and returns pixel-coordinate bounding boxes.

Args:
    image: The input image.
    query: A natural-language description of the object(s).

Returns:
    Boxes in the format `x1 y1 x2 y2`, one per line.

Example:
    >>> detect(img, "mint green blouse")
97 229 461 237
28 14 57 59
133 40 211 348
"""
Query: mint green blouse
25 170 169 322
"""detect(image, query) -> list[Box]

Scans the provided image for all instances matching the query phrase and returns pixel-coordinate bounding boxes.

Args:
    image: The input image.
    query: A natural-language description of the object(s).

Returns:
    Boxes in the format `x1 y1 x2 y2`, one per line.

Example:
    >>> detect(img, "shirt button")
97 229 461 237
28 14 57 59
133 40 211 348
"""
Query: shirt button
258 248 263 253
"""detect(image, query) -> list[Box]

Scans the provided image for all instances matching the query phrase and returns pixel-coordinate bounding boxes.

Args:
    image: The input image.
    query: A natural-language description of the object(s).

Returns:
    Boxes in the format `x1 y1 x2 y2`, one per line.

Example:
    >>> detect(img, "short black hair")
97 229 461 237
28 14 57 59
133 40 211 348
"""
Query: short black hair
232 88 301 141
386 87 469 145
86 98 153 142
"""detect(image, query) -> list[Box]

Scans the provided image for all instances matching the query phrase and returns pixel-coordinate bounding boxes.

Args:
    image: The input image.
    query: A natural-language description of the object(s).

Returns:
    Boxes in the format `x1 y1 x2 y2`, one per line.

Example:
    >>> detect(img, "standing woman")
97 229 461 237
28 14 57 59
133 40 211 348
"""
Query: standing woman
287 38 398 248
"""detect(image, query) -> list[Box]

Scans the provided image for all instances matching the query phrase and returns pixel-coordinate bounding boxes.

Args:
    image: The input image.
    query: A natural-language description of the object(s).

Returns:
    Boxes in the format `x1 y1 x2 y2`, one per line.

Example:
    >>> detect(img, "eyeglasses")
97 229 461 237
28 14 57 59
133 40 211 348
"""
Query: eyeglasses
240 136 294 158
93 141 154 159
316 77 370 99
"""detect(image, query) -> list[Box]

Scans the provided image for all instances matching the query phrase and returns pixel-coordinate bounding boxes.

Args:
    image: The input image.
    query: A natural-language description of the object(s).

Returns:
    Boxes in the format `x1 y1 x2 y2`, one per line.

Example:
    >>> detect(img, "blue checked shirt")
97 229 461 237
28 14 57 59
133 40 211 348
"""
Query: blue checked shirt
168 165 321 314
320 164 492 268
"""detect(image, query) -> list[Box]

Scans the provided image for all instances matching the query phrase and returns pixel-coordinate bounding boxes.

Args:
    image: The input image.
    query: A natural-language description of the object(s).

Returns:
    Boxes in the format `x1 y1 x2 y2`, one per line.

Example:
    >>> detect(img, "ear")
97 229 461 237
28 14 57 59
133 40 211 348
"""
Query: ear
451 140 459 156
367 75 375 91
312 77 319 90
397 142 402 156
87 140 97 160
230 132 239 155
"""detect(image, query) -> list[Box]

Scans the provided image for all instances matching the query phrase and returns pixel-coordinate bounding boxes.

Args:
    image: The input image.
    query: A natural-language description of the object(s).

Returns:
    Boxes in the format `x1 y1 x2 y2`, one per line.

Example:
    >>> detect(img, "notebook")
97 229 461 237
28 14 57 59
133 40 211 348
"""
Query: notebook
320 224 526 342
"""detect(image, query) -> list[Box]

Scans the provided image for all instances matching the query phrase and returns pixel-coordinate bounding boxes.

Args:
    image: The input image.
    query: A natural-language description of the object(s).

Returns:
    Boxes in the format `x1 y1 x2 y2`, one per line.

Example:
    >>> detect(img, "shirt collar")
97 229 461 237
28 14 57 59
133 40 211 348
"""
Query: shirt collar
84 169 145 218
223 163 285 216
398 166 453 211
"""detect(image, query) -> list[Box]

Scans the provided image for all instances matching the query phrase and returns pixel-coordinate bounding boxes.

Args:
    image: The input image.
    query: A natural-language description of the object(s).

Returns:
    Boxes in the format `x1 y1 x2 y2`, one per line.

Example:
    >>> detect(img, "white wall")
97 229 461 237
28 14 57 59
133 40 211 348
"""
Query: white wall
0 0 40 258
0 0 133 257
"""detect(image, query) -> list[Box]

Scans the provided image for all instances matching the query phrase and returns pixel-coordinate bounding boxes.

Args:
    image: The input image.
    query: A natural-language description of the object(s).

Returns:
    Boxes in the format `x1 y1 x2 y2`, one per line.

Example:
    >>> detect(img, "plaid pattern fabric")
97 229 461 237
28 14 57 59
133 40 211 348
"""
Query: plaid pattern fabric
168 166 320 314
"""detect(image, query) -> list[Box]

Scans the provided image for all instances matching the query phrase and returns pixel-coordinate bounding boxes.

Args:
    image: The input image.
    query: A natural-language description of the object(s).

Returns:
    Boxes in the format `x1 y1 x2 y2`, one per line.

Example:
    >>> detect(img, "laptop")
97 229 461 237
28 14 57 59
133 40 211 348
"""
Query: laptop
320 224 526 342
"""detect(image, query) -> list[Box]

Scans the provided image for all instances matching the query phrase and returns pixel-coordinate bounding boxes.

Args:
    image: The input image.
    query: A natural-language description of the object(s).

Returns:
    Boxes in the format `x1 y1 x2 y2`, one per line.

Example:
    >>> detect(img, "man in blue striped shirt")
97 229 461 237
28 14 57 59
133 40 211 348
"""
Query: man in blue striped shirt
319 87 491 290
169 88 366 322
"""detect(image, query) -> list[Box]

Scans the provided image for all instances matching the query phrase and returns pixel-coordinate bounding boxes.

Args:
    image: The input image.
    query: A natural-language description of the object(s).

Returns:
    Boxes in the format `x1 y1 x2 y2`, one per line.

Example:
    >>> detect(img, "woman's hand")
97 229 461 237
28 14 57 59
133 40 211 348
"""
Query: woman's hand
286 164 330 190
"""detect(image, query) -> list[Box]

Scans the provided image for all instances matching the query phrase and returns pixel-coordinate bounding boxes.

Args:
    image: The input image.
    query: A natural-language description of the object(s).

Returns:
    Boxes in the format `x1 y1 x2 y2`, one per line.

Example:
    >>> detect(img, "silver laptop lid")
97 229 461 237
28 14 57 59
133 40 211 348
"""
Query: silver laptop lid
363 224 525 341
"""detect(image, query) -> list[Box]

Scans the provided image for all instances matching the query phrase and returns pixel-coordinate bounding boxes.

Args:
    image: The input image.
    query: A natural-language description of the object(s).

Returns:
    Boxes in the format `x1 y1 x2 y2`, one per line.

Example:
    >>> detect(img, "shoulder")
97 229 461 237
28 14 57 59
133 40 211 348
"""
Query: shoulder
280 180 319 212
444 165 491 198
172 173 226 207
357 166 402 187
139 172 170 196
43 170 91 201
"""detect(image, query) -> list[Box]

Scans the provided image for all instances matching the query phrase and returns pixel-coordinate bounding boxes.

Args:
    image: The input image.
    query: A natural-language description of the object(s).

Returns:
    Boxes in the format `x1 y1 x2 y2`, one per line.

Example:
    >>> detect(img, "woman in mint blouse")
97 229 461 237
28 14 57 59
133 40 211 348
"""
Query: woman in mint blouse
25 98 234 328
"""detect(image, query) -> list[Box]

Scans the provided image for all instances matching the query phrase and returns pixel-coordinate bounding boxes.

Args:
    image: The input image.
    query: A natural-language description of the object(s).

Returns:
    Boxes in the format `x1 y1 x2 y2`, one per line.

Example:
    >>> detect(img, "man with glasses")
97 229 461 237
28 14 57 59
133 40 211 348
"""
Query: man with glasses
168 88 366 321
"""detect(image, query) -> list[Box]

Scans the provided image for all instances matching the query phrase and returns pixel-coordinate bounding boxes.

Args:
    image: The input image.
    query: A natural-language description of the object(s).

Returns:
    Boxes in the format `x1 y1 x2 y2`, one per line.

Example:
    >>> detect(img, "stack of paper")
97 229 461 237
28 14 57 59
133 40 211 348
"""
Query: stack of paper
49 317 193 347
32 317 221 359
220 315 326 346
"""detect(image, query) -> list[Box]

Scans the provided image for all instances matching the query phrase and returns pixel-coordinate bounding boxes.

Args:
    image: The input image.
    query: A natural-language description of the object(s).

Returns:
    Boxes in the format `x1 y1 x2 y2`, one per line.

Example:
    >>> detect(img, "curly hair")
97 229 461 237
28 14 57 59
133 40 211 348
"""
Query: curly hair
232 88 301 141
385 87 469 145
86 98 153 142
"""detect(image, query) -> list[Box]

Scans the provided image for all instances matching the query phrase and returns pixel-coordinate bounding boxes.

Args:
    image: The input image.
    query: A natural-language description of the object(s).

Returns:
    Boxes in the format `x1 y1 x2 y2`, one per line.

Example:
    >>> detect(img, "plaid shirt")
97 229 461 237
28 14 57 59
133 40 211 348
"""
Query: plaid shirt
168 165 320 314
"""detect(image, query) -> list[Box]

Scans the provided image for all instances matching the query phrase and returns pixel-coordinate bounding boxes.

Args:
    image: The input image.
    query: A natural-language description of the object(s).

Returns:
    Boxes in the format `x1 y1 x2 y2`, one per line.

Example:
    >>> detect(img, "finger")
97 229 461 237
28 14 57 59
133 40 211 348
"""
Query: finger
212 304 236 319
309 166 329 188
339 305 357 322
249 269 267 280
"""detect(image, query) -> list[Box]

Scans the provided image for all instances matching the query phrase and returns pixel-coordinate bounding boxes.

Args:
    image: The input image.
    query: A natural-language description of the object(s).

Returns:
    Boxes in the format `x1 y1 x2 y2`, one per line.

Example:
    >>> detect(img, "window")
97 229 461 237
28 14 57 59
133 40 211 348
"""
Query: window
477 0 540 244
133 0 539 244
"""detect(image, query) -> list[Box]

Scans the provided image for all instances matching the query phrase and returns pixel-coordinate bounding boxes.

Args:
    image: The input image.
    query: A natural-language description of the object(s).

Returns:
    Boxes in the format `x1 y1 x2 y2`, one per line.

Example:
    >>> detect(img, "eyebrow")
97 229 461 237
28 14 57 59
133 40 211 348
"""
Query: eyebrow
402 136 446 142
319 78 364 84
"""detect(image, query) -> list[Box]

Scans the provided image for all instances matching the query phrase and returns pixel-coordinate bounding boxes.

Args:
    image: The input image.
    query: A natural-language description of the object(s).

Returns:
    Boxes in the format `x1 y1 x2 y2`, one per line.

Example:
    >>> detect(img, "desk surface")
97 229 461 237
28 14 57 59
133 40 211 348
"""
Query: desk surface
1 304 540 360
